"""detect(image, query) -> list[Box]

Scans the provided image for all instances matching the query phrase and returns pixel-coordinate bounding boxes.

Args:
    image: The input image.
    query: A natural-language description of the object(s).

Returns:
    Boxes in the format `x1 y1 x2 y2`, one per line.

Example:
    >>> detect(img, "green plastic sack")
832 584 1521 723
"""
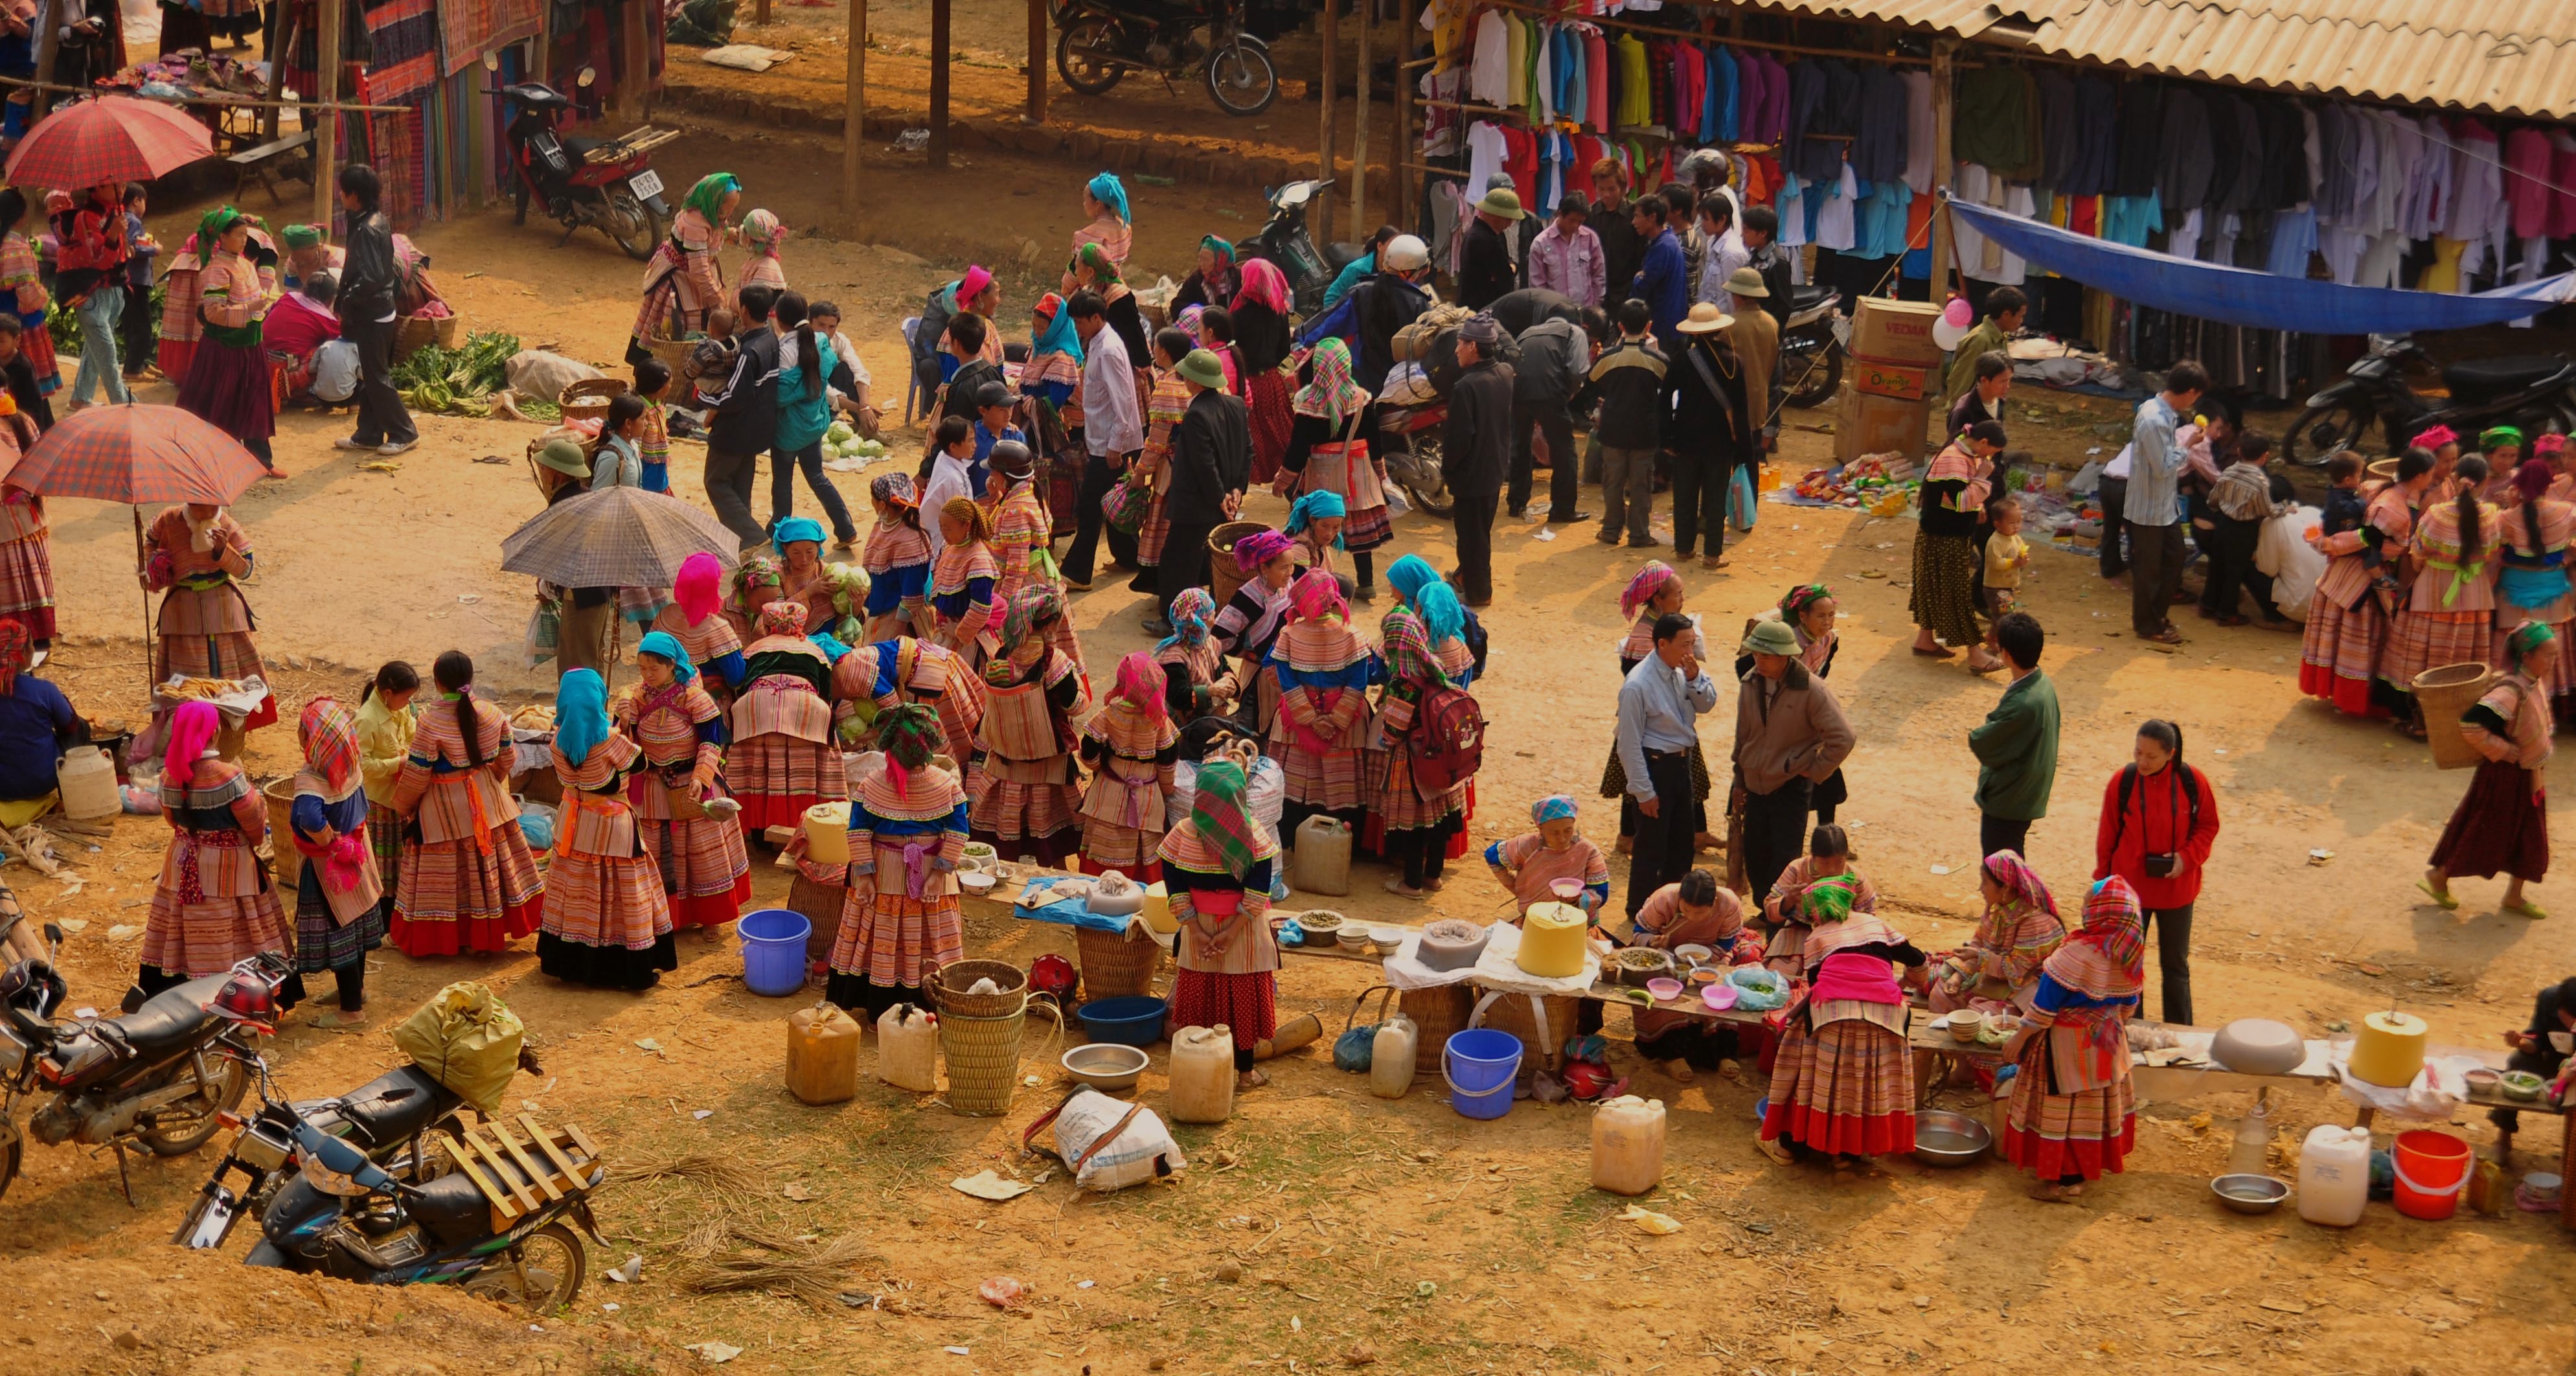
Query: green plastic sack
392 981 526 1114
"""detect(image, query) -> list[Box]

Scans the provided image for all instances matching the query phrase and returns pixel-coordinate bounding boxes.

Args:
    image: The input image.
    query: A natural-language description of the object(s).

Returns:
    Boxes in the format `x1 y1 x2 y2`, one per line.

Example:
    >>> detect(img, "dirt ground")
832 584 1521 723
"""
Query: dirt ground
5 30 2576 1376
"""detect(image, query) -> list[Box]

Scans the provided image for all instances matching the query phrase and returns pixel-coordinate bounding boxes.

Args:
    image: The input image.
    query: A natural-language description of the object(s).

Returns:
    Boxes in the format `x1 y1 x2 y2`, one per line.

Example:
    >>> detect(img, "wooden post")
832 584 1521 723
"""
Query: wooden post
928 0 950 170
313 0 344 229
28 12 58 123
1928 38 1955 301
258 3 284 139
1392 0 1416 231
756 0 771 23
843 0 867 231
1024 0 1045 124
1349 6 1371 242
617 0 648 122
1316 0 1338 235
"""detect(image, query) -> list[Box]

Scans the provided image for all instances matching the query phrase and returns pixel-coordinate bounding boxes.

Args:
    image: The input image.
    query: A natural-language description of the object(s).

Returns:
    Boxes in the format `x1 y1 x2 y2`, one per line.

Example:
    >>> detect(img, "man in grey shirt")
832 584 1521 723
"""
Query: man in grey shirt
1618 612 1720 916
2125 360 2208 645
1731 618 1856 903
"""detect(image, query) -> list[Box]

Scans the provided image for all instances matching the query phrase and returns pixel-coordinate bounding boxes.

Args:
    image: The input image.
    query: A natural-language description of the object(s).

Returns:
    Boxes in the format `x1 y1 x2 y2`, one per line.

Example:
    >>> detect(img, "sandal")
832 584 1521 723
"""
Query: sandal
2415 878 2460 911
1382 878 1427 899
1755 1135 1795 1166
1912 645 1958 659
2504 897 2549 920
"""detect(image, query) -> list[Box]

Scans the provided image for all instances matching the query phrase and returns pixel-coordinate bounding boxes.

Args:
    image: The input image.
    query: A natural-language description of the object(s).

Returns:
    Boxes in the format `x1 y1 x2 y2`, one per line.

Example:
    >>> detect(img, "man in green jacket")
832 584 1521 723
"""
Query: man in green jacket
1968 611 2058 859
1943 285 2025 411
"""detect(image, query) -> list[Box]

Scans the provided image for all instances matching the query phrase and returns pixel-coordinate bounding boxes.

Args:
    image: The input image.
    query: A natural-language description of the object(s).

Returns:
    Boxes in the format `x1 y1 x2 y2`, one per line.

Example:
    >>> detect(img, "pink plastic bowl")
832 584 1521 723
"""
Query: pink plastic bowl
1646 977 1684 1002
1702 983 1739 1011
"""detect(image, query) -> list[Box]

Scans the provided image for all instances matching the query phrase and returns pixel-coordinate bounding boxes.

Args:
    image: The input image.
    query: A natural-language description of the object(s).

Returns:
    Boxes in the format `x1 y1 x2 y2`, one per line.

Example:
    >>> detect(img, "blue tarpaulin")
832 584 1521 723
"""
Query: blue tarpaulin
1943 194 2576 334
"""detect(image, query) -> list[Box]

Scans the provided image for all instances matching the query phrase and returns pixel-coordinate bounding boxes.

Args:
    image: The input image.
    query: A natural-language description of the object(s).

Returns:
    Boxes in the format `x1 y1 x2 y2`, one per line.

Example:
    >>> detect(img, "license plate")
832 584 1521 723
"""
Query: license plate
627 169 663 200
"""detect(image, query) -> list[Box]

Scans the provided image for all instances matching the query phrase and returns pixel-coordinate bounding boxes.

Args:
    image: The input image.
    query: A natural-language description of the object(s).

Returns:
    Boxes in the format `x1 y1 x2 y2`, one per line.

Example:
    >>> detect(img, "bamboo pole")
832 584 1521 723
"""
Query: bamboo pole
1316 0 1338 238
0 76 407 113
313 0 343 228
1929 38 1955 301
1349 6 1371 242
843 0 867 231
619 0 648 122
928 0 950 170
1024 0 1045 124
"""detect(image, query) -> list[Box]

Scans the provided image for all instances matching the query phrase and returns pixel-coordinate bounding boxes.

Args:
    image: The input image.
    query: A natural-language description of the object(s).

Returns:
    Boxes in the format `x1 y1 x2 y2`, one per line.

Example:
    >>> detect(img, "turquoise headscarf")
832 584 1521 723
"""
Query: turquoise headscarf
555 668 610 766
1386 553 1463 647
771 516 827 555
1286 490 1347 547
1031 295 1085 364
1087 171 1130 224
638 630 697 682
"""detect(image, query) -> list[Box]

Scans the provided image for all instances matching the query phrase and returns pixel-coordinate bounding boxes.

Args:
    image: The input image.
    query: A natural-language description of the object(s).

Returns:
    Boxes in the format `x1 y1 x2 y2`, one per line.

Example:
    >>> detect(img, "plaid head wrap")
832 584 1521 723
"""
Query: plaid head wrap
297 697 361 794
1378 608 1448 690
758 600 806 637
1980 849 2058 918
1158 587 1216 652
1531 794 1578 823
1621 560 1681 622
1292 336 1368 420
1779 582 1833 623
1799 871 1863 924
1113 648 1167 722
1188 760 1275 881
1233 527 1292 572
2042 877 2148 1001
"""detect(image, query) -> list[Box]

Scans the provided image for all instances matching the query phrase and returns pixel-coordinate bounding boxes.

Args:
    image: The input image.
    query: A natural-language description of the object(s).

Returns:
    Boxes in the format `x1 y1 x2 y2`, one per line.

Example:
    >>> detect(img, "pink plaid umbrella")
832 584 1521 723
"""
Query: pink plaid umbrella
5 96 215 190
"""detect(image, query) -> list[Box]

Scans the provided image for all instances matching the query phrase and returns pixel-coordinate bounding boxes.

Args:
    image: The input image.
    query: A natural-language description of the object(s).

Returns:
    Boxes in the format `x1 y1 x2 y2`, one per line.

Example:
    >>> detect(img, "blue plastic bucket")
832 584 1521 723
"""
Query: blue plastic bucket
1442 1029 1522 1120
1075 996 1169 1046
737 908 812 996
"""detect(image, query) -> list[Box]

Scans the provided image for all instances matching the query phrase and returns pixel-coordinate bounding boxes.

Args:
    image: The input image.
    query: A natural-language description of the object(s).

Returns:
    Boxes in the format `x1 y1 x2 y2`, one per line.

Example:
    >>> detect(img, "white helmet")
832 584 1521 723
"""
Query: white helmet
1382 235 1430 271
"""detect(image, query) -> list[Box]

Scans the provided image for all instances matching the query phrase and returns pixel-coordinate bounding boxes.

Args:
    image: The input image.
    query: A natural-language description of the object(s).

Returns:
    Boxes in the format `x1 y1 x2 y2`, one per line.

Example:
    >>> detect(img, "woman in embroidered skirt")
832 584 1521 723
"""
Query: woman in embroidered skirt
930 496 1001 667
288 698 385 1026
726 554 786 648
734 209 788 317
2000 876 2146 1200
1154 588 1233 721
141 701 302 1005
1266 571 1379 834
969 587 1088 864
1372 608 1470 898
652 552 749 707
630 172 737 365
175 207 279 470
729 602 845 836
1079 650 1180 878
836 634 983 767
1483 796 1610 915
1214 527 1297 734
1761 824 1881 976
1132 328 1194 597
1928 849 2065 1015
1277 338 1391 599
0 190 57 398
1232 258 1295 486
1161 759 1280 1090
387 652 543 956
1599 562 1699 852
986 441 1054 608
862 474 935 641
827 705 970 1018
0 472 51 643
2386 454 2503 737
2301 449 2429 717
2493 461 2576 711
1376 555 1483 860
618 632 752 930
2424 621 2557 919
538 669 678 992
142 503 275 731
1758 882 1924 1166
1911 420 2003 671
354 661 417 911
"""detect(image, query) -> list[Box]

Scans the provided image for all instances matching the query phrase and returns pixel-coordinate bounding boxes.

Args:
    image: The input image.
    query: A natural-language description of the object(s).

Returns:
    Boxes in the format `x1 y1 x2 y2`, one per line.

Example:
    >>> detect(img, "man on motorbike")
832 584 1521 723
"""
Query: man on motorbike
1305 234 1432 394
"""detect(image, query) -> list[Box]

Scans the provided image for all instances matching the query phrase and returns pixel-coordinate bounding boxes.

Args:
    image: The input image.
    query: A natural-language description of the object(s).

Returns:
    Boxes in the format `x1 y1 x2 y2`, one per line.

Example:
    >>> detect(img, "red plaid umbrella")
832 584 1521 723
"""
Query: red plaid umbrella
5 96 216 189
3 402 267 505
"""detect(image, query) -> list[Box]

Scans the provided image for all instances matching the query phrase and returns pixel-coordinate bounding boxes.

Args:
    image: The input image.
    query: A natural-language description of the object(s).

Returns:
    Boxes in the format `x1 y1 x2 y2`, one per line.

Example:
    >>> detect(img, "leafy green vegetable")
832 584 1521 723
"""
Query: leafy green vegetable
392 328 521 415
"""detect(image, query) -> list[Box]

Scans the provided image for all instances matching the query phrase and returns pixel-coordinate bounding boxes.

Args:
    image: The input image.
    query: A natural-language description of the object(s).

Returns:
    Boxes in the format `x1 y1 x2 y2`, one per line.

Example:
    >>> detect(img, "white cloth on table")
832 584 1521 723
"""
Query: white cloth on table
2334 1052 2483 1124
1382 916 1602 994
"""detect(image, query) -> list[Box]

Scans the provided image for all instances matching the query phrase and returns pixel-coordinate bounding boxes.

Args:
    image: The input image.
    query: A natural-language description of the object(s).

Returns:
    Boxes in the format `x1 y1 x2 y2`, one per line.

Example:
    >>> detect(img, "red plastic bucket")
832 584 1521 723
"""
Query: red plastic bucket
2392 1130 2472 1220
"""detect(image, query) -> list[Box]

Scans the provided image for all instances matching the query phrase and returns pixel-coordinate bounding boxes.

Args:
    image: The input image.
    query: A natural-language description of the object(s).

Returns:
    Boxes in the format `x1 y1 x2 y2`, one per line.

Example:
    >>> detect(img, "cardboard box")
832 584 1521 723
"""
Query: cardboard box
1835 387 1931 464
1847 297 1945 366
1851 355 1933 402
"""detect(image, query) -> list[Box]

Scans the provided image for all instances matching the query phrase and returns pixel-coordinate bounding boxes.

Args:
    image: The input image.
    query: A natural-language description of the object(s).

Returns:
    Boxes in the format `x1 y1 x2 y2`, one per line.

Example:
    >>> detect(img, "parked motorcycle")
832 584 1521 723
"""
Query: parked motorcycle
1240 179 1363 317
0 925 279 1203
174 1053 477 1250
484 56 675 261
2286 334 2576 465
1053 0 1279 117
1375 402 1456 518
1776 283 1845 411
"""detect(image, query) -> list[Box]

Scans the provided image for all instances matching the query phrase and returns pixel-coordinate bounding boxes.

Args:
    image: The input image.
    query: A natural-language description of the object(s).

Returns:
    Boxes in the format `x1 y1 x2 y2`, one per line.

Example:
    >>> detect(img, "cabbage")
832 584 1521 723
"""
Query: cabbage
826 420 856 444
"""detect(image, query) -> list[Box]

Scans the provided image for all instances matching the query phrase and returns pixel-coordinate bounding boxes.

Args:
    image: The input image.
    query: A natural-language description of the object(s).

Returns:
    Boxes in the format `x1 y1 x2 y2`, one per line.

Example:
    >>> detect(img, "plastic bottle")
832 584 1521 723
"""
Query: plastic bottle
1590 1095 1667 1196
786 1002 861 1105
876 1003 939 1092
2296 1124 2373 1226
1168 1024 1237 1123
1368 1012 1419 1099
1290 816 1352 896
2228 1091 2273 1177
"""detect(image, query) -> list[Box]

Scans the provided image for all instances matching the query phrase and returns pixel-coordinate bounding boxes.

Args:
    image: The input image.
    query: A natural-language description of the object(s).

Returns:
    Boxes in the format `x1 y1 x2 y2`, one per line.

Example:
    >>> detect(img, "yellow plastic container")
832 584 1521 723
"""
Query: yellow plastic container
1516 902 1590 978
1169 1025 1237 1124
2348 1010 2428 1088
1590 1095 1667 1195
1139 881 1175 935
786 1001 861 1105
801 801 852 864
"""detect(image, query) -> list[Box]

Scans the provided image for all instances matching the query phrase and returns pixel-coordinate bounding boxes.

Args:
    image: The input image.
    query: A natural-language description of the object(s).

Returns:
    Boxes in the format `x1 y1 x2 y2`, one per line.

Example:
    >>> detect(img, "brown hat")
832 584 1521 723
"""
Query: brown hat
1724 266 1770 299
1675 301 1734 335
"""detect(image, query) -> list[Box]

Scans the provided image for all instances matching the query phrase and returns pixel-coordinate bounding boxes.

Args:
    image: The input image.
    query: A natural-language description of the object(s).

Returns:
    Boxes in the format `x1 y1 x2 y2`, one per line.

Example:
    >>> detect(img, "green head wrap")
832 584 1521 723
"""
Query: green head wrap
2509 619 2557 663
682 172 740 224
2481 425 2525 453
1073 241 1123 285
1200 235 1233 262
197 206 245 247
280 223 322 250
1799 871 1861 924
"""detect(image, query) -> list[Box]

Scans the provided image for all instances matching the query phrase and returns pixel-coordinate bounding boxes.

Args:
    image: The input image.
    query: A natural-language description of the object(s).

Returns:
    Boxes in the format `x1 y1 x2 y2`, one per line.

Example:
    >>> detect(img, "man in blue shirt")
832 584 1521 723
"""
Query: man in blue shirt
2125 360 2208 645
1626 194 1687 352
1617 612 1720 915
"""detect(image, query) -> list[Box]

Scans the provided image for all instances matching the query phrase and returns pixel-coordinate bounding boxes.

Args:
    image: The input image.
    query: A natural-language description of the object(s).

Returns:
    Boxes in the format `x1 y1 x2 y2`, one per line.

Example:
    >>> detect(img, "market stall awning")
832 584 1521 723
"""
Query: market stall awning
1943 194 2576 334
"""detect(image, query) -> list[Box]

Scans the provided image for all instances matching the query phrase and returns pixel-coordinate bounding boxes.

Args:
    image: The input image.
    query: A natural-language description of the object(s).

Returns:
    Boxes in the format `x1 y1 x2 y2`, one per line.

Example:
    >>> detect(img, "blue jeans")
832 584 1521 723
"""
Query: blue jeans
73 284 128 404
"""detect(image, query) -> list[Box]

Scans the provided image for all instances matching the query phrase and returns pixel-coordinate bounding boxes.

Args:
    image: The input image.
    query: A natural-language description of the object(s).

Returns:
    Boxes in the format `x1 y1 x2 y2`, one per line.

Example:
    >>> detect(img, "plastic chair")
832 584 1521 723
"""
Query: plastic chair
900 315 923 422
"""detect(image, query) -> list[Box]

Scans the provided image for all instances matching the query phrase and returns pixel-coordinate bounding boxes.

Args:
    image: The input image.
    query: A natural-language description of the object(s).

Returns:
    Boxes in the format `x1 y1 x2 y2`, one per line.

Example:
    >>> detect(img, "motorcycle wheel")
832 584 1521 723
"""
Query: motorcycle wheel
1781 345 1843 411
1056 18 1126 96
490 1222 586 1313
2283 400 2376 467
600 185 663 262
1398 431 1456 518
139 1055 247 1157
1205 40 1278 117
0 1121 17 1204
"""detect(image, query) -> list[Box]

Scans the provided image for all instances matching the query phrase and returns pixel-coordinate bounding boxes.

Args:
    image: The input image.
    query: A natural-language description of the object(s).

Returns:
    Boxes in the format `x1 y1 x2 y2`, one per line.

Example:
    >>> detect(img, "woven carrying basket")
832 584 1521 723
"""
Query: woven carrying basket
1075 924 1163 1000
2413 662 2497 770
393 311 462 361
931 959 1029 1018
937 996 1061 1117
260 777 302 895
1472 989 1584 1075
559 376 631 428
788 873 848 963
1208 520 1270 609
643 333 697 374
1398 984 1474 1075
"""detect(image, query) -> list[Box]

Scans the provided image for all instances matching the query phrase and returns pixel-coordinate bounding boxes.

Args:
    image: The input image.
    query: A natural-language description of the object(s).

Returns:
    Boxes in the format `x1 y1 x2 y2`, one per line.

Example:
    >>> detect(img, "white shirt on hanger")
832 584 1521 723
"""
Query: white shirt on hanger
1468 10 1512 107
1813 164 1858 252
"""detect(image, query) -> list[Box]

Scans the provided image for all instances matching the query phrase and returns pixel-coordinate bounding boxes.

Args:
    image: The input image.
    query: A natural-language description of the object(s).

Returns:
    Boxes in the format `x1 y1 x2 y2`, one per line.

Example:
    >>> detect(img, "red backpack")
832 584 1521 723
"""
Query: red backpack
1406 684 1487 799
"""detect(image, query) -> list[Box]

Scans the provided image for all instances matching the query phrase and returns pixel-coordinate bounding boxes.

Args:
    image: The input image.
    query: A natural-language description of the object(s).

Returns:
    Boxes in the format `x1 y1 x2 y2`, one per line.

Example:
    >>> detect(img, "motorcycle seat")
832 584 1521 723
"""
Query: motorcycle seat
100 974 226 1057
411 1169 501 1245
2442 354 2566 399
562 133 609 160
336 1064 454 1150
1788 284 1836 313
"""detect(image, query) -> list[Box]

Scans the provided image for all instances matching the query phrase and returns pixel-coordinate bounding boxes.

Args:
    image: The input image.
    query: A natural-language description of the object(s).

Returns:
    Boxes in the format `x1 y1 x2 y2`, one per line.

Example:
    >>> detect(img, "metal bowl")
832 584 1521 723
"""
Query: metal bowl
1911 1110 1994 1167
2211 1173 2292 1215
1061 1042 1151 1093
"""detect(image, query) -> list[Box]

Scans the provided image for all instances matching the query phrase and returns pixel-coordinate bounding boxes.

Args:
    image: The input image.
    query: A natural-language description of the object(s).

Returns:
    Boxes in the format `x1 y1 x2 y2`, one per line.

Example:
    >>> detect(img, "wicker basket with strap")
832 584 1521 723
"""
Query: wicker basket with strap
1075 923 1163 1001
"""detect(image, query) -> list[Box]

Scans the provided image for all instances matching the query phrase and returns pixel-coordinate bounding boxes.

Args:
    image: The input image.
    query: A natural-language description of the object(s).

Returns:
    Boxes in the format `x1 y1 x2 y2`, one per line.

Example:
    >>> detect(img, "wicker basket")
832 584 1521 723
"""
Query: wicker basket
1075 923 1164 1000
1472 989 1584 1076
643 332 698 374
1399 984 1474 1075
260 777 302 895
931 959 1029 1018
393 311 463 361
937 1007 1025 1116
559 376 630 427
2413 662 2498 770
788 871 849 965
1208 520 1270 609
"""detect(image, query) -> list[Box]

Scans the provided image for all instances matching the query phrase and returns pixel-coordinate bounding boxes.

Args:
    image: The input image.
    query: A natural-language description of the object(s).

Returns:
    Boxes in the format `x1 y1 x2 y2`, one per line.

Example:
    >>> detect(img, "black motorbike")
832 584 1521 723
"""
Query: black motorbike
1053 0 1280 116
1777 283 1846 411
174 1055 472 1251
483 56 676 261
2285 335 2576 465
1239 179 1363 317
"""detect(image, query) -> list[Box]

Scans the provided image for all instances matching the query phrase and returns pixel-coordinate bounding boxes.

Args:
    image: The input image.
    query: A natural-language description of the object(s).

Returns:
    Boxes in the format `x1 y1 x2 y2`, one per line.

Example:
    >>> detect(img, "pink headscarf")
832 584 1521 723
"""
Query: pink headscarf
1234 257 1292 317
165 700 220 786
1290 567 1346 624
674 551 724 625
958 264 994 303
1113 648 1166 722
2415 424 2460 453
1231 527 1292 573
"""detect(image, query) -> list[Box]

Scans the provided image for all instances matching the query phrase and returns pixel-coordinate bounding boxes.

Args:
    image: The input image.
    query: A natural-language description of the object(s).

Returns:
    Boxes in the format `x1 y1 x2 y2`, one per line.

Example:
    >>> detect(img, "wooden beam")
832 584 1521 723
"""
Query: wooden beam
1349 6 1371 242
27 8 57 124
1928 37 1955 301
1317 0 1338 238
617 0 648 122
843 0 867 232
1393 0 1417 231
313 0 344 229
1024 0 1045 124
259 3 284 140
757 0 771 23
928 0 950 170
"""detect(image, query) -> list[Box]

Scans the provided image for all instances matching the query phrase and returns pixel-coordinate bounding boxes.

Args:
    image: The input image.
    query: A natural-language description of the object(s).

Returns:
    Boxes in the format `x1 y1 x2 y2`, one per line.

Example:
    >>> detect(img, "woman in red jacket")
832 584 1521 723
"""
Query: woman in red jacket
2093 720 2220 1026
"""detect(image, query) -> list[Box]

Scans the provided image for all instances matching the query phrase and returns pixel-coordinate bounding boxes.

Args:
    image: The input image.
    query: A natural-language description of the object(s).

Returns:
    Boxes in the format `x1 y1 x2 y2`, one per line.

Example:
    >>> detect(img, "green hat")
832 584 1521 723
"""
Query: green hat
1178 348 1228 389
280 224 322 250
1476 187 1527 220
535 439 590 477
1743 618 1800 657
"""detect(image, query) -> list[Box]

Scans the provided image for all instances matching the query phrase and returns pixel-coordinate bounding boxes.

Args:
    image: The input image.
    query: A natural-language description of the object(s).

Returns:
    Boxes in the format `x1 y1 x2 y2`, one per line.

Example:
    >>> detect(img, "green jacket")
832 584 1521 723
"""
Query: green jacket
1970 668 2060 821
1944 319 2008 408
